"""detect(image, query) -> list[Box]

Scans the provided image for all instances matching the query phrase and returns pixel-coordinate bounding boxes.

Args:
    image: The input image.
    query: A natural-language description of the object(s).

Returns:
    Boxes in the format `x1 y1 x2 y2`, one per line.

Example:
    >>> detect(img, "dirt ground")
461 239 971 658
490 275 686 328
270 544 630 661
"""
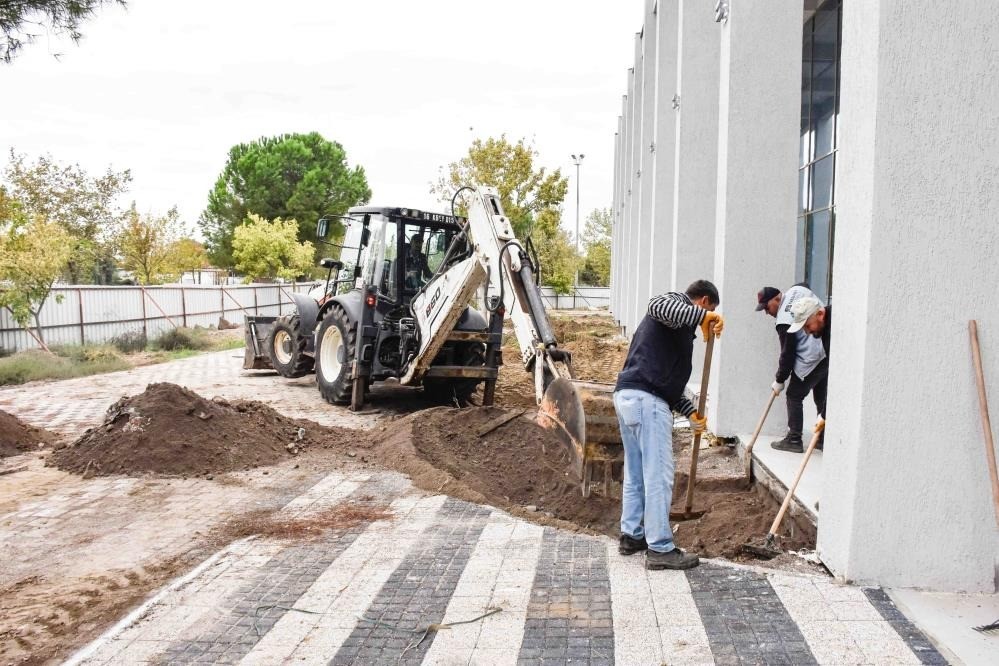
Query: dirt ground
492 313 627 409
0 312 819 663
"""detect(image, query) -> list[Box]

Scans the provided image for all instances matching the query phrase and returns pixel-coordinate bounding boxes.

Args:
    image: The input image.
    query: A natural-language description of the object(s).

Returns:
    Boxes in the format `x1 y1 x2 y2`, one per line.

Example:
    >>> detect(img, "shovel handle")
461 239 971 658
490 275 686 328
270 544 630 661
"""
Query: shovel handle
746 390 780 457
684 333 716 514
969 320 999 529
766 424 822 538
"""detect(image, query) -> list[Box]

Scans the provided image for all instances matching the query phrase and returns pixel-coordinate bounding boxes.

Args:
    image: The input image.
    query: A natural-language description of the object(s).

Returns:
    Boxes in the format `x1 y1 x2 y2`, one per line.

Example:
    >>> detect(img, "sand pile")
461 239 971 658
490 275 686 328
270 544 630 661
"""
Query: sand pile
49 383 354 477
370 405 815 558
0 410 55 458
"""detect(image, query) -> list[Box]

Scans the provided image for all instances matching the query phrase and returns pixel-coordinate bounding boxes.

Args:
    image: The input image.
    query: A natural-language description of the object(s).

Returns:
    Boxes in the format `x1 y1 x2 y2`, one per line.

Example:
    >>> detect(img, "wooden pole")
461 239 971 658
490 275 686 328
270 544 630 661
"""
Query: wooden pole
969 320 999 528
684 332 716 514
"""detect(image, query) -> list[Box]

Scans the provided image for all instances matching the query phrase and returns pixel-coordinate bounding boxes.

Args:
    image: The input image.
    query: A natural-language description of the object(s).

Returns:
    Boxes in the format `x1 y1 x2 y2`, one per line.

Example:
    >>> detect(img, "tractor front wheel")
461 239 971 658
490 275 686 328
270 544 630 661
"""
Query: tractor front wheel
315 305 356 405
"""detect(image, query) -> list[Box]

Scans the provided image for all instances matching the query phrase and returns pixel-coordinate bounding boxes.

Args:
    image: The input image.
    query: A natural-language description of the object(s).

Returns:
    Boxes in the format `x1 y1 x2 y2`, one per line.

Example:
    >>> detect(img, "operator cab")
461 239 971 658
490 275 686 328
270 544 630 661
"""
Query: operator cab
319 206 470 314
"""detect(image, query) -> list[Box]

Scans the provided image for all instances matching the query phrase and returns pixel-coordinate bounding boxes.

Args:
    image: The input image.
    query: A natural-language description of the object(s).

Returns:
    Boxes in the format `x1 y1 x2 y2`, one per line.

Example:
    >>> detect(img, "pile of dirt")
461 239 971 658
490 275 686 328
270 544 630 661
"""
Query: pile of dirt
372 406 814 559
0 409 56 458
48 383 355 477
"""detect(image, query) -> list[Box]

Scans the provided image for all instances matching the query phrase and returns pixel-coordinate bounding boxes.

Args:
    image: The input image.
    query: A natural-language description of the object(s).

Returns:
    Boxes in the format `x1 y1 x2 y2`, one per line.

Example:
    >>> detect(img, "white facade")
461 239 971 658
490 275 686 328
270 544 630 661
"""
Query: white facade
610 0 999 592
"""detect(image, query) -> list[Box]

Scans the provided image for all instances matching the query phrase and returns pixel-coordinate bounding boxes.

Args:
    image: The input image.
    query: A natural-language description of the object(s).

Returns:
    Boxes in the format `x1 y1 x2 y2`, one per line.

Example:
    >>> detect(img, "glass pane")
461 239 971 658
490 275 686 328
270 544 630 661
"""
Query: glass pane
812 154 834 211
798 168 810 213
811 0 839 157
796 217 808 283
808 210 832 303
800 27 813 167
380 220 399 302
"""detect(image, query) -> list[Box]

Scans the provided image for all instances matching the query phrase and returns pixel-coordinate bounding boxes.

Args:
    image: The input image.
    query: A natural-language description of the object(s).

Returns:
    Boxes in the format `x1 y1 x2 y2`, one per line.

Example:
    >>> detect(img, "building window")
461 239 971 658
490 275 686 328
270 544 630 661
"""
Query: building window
798 0 841 303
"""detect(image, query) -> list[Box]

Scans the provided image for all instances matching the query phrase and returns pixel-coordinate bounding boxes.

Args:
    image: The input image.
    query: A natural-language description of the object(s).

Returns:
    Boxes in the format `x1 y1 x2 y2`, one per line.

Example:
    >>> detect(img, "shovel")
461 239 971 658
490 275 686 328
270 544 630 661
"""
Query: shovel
743 388 780 482
670 332 716 521
742 419 824 559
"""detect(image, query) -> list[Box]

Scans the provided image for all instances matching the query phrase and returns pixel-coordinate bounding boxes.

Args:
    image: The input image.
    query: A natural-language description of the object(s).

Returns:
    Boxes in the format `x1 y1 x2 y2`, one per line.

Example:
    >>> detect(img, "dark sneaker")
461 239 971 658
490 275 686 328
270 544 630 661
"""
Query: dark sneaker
771 434 804 453
645 547 699 570
619 534 648 556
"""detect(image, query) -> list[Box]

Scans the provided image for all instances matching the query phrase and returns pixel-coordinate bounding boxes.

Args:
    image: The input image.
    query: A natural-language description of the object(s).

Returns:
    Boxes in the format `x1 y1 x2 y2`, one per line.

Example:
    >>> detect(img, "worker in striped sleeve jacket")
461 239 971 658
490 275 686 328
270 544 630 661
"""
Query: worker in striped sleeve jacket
613 280 724 570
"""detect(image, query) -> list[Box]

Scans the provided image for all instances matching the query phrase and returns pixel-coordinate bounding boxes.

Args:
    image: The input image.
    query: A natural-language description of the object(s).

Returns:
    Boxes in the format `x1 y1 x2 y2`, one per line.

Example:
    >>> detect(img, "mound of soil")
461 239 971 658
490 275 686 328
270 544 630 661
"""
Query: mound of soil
0 410 55 458
371 406 815 559
49 383 354 477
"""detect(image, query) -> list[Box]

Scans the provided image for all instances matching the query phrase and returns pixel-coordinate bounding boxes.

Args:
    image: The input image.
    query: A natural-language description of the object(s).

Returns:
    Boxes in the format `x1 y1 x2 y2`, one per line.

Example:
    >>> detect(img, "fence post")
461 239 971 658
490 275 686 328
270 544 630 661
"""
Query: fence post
253 286 259 315
140 287 148 339
220 288 225 324
181 287 188 328
77 288 85 345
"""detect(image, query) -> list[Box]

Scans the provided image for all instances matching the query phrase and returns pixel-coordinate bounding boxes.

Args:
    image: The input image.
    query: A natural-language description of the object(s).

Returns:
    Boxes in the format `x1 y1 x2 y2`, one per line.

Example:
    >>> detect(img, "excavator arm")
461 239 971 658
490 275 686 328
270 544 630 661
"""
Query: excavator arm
401 186 571 400
403 186 620 498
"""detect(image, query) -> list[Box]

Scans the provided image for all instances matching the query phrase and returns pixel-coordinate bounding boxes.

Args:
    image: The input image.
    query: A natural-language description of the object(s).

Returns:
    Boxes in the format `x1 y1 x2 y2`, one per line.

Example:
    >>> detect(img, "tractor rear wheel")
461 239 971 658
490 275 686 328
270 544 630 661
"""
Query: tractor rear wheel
315 304 356 405
266 315 314 378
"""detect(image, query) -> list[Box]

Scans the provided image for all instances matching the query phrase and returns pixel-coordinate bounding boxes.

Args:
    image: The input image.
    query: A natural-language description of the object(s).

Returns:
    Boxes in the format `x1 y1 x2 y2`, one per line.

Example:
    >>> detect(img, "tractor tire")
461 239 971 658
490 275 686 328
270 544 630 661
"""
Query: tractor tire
315 304 356 405
265 315 314 378
423 342 486 406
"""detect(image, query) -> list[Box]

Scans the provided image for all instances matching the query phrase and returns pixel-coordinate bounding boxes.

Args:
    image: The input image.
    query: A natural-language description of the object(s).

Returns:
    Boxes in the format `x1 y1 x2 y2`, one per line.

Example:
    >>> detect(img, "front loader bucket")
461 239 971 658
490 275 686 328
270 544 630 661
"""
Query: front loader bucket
243 316 277 370
537 378 622 498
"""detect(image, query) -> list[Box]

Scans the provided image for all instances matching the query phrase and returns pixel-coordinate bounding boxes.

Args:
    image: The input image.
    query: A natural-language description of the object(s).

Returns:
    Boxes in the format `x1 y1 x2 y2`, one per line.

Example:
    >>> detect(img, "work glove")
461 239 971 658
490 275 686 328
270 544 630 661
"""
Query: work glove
689 412 707 434
771 381 785 395
814 417 825 433
700 312 724 340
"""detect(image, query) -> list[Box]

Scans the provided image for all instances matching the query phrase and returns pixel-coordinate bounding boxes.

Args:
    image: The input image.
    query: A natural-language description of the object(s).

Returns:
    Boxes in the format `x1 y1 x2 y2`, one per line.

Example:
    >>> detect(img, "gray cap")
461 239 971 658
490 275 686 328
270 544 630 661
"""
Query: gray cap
787 295 822 333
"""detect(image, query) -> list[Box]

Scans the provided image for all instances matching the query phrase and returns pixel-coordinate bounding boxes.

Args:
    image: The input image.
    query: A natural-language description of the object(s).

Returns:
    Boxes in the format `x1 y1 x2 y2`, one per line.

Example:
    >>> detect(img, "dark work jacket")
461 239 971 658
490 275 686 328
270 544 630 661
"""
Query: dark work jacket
615 313 699 416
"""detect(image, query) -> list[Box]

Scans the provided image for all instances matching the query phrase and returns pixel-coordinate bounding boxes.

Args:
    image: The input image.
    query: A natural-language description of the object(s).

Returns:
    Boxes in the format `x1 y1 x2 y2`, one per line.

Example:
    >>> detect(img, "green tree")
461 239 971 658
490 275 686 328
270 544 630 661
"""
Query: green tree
3 150 131 283
0 190 74 348
117 204 198 284
432 135 569 241
231 214 315 282
532 208 578 294
200 132 371 267
168 238 209 275
1 0 126 63
578 208 611 286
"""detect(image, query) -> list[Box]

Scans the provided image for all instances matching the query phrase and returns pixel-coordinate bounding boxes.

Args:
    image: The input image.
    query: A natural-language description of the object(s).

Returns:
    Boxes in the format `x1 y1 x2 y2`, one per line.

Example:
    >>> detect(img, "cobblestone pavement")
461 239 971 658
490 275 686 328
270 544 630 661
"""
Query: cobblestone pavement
2 351 950 665
66 470 946 665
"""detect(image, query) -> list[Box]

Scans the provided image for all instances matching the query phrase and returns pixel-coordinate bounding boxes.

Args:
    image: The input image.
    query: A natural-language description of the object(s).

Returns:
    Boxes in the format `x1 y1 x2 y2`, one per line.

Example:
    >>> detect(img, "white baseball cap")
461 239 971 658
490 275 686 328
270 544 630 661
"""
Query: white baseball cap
787 295 822 333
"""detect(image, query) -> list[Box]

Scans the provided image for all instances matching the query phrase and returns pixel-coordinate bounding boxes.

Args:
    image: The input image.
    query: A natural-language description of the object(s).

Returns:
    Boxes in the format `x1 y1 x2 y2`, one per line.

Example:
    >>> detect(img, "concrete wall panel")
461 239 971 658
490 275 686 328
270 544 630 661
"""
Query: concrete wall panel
820 0 999 592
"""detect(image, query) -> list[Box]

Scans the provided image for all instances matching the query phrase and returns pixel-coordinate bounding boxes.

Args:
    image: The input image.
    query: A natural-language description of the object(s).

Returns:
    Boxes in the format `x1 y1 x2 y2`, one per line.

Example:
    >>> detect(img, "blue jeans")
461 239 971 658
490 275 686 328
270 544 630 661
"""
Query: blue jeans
613 388 676 553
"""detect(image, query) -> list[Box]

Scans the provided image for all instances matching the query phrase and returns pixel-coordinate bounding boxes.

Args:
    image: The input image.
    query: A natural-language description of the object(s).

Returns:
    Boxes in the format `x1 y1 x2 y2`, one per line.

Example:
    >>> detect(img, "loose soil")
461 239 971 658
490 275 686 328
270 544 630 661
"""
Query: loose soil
48 383 356 477
367 405 815 559
0 409 56 459
212 503 393 544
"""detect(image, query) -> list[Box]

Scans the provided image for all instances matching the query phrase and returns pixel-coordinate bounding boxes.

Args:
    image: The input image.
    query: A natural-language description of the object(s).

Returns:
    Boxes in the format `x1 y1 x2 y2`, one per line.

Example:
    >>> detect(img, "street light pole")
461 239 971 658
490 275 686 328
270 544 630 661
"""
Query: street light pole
570 153 585 287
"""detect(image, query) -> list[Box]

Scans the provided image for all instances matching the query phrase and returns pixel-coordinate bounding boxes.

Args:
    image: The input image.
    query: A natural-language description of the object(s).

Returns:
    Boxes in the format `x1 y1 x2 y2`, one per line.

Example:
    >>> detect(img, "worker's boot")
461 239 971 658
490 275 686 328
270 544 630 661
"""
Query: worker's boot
645 547 699 570
618 534 648 556
770 433 804 453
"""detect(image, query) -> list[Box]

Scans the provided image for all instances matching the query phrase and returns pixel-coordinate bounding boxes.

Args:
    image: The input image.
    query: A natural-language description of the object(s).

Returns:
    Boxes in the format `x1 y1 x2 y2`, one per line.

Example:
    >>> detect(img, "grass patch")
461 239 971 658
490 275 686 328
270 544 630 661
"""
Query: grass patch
0 346 131 385
0 327 246 386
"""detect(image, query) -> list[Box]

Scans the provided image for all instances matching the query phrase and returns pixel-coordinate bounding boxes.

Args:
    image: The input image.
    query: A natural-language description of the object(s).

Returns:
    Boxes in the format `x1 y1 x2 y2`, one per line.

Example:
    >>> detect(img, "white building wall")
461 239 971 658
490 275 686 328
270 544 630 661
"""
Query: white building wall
648 0 677 299
819 0 999 592
709 0 800 435
623 61 639 335
626 35 645 335
635 14 657 328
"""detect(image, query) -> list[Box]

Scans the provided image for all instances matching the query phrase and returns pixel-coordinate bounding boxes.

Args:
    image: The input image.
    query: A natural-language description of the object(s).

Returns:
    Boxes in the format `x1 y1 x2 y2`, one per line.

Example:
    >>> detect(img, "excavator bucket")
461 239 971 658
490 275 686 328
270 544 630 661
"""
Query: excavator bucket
537 378 623 498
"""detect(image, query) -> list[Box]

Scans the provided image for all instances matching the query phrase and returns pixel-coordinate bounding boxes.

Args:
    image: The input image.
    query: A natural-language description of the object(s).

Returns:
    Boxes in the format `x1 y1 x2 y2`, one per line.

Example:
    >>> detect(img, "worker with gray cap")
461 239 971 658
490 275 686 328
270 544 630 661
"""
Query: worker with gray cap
755 284 828 452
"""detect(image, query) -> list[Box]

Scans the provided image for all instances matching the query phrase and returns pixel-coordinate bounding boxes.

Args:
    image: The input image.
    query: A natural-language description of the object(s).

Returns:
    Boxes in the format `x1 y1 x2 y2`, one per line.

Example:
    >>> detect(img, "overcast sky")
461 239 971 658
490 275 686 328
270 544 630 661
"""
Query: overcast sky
1 1 641 240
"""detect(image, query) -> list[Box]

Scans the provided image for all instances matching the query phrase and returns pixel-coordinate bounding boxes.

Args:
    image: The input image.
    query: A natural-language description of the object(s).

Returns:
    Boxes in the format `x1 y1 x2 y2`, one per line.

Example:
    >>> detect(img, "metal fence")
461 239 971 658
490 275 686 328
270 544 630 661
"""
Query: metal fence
0 283 313 352
0 283 611 353
538 286 611 311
